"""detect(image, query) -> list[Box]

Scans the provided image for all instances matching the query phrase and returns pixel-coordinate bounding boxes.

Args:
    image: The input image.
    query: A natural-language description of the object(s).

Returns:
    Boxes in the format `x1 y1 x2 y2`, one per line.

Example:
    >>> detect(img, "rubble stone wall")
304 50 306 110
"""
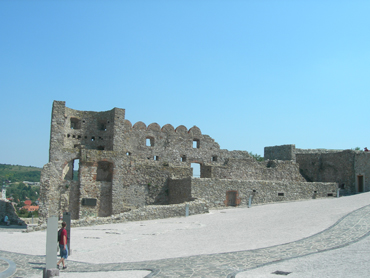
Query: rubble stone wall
295 149 356 194
209 158 306 182
0 200 25 225
189 178 338 208
264 144 296 161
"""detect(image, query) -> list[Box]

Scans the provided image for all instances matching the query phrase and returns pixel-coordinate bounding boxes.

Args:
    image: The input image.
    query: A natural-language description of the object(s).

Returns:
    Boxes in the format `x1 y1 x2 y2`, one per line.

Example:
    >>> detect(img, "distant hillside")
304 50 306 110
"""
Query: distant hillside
0 164 42 183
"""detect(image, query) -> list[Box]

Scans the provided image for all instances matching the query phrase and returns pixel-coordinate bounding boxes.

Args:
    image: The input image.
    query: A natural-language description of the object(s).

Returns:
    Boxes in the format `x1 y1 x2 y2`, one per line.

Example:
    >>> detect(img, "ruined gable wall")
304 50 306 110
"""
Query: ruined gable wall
114 121 239 166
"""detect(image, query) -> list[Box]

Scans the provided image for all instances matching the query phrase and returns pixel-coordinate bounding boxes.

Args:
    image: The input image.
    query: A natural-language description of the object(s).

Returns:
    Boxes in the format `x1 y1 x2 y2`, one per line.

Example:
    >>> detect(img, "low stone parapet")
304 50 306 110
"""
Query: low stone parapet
27 199 208 232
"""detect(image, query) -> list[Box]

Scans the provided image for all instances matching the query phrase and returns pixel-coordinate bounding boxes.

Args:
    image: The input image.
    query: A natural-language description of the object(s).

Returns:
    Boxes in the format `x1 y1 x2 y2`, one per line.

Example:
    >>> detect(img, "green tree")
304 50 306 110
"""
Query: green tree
249 152 264 162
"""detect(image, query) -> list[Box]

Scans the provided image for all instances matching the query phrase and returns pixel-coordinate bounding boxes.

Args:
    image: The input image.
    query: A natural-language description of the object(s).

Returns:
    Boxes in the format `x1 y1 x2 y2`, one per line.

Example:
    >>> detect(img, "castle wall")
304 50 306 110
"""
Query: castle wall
187 178 338 208
264 144 296 161
209 158 306 182
354 152 370 193
295 149 356 194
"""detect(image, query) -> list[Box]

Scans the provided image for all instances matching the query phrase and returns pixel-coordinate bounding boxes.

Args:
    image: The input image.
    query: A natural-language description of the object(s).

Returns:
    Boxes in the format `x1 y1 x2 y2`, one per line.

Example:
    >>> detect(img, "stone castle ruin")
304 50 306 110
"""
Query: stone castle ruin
40 101 349 221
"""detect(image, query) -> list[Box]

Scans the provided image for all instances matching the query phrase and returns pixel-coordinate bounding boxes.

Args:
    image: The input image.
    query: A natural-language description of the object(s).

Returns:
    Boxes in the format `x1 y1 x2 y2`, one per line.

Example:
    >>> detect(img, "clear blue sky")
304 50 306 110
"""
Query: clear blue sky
1 1 370 168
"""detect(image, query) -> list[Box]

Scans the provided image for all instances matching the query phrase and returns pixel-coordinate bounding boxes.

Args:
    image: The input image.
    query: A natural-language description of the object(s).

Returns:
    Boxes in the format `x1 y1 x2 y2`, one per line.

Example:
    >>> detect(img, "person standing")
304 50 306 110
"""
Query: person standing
57 221 68 269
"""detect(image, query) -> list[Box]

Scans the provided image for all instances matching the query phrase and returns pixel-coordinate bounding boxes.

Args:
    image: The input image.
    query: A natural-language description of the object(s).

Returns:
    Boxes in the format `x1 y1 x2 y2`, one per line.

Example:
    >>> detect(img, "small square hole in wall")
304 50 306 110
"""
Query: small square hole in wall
278 192 284 197
181 155 186 162
212 156 217 162
146 137 155 147
193 139 200 148
327 193 333 197
154 156 159 161
126 152 131 156
91 137 95 141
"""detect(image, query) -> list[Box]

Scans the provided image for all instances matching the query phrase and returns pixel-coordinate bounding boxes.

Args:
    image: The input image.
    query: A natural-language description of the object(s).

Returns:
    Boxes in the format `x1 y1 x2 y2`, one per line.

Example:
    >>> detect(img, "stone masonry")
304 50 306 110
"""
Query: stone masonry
39 101 338 222
265 144 370 195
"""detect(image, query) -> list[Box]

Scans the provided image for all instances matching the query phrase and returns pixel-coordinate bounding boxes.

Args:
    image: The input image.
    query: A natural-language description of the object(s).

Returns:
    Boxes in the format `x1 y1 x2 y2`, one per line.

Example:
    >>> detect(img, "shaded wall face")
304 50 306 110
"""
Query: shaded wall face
354 152 370 193
296 151 355 193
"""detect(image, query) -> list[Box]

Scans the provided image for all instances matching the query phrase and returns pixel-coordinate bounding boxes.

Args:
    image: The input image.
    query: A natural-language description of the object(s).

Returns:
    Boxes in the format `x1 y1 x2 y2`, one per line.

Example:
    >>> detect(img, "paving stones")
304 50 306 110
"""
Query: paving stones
2 204 370 278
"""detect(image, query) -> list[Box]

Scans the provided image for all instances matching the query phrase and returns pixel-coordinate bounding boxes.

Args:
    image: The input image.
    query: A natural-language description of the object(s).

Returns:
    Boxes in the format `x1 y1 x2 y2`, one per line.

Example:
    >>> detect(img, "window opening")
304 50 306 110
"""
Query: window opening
70 118 81 129
97 146 105 150
91 137 95 142
212 156 217 162
154 156 159 161
181 155 186 162
73 159 80 181
191 163 201 178
193 139 200 148
146 137 154 147
98 121 107 131
278 192 285 197
126 152 131 156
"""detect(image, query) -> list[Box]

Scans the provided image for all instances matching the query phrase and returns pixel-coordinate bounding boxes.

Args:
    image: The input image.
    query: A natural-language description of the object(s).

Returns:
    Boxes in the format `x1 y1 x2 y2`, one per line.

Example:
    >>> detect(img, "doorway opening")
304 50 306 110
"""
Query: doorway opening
357 175 364 192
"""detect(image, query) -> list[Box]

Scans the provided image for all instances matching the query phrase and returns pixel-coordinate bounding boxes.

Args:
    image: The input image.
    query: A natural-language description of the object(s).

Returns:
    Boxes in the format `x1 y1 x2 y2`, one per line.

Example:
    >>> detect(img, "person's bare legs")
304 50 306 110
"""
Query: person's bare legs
57 257 65 268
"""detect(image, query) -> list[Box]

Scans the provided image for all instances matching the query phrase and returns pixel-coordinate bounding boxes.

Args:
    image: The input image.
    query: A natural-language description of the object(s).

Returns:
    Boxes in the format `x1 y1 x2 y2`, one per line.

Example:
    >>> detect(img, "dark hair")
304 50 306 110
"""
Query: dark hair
62 221 67 228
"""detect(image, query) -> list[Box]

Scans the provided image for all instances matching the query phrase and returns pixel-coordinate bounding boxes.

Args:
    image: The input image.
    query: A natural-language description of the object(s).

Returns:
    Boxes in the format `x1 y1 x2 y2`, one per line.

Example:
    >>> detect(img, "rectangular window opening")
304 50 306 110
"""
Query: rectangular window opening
146 137 154 147
278 192 284 197
193 139 200 148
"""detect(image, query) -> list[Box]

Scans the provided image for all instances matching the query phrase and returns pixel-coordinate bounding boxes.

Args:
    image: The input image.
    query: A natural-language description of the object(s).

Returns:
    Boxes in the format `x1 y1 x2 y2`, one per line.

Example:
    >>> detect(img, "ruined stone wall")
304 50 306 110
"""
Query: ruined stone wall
168 177 192 204
209 158 306 182
295 149 356 194
29 199 209 231
354 152 370 193
41 101 254 220
189 178 338 208
0 200 25 225
44 101 341 222
264 144 296 161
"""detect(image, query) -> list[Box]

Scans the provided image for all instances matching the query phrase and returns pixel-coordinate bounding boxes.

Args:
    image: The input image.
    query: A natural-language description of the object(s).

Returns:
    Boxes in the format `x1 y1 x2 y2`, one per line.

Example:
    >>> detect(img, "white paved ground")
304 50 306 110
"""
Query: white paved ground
4 192 370 278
